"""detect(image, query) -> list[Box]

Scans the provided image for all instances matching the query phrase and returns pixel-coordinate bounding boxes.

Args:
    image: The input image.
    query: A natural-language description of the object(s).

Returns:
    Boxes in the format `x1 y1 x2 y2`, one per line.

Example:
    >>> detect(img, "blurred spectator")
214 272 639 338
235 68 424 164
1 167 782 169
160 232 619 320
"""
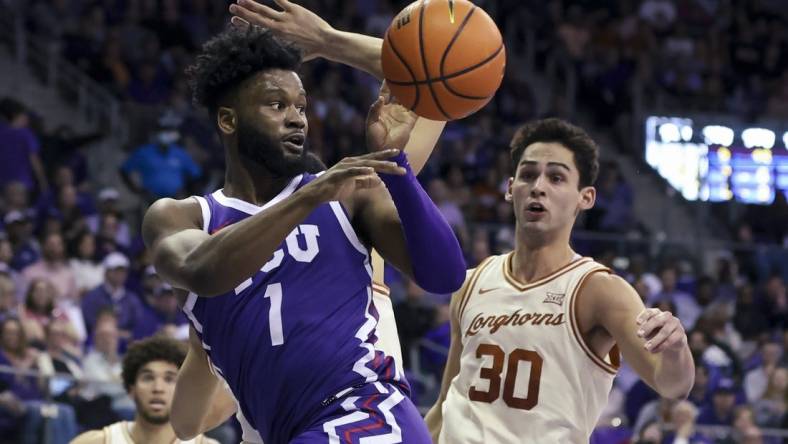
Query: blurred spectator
688 364 710 407
68 230 104 296
0 98 48 193
86 188 132 249
135 282 187 340
751 366 787 428
20 278 65 346
4 211 39 271
662 400 712 444
744 340 783 403
120 112 202 199
651 264 701 330
584 161 634 232
697 377 738 426
0 317 78 444
718 405 757 444
0 274 20 319
81 252 142 342
734 283 771 342
21 232 77 303
81 311 133 419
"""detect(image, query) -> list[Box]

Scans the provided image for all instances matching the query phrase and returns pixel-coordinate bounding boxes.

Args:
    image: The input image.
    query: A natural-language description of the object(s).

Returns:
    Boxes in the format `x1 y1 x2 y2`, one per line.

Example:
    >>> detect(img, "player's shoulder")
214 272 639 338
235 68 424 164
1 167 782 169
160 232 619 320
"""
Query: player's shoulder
70 429 105 444
580 269 638 306
142 196 204 243
449 254 503 308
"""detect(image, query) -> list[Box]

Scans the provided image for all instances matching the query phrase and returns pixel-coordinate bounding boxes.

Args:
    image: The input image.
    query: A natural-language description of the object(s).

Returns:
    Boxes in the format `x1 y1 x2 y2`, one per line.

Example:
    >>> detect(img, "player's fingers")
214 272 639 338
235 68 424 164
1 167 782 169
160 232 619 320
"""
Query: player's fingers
272 0 294 12
636 308 658 326
351 159 406 175
238 0 285 20
368 96 385 123
230 16 251 28
354 149 401 160
650 329 684 354
380 81 391 100
637 311 668 338
354 174 384 190
643 322 674 352
229 4 274 27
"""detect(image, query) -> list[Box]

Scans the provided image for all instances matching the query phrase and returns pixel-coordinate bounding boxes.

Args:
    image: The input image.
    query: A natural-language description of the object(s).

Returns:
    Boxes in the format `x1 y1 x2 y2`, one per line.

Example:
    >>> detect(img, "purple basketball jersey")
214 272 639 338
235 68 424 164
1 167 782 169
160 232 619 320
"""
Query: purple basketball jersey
182 174 404 443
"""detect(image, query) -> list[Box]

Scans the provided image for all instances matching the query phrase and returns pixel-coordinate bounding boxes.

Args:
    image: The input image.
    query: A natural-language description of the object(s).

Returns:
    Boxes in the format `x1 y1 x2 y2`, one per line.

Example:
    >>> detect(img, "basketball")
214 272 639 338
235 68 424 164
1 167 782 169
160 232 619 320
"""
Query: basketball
381 0 506 121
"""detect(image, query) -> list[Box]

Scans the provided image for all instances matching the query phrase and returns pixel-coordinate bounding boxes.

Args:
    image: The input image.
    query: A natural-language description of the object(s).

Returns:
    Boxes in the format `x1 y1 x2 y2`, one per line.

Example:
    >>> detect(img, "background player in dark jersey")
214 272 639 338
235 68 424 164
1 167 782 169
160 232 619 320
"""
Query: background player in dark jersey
142 23 465 444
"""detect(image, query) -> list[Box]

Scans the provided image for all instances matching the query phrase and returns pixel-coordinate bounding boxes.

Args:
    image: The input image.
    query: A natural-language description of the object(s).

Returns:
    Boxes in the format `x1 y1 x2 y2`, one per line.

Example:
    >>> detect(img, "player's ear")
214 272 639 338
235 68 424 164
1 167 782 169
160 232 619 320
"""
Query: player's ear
217 107 237 135
578 186 595 210
505 177 514 202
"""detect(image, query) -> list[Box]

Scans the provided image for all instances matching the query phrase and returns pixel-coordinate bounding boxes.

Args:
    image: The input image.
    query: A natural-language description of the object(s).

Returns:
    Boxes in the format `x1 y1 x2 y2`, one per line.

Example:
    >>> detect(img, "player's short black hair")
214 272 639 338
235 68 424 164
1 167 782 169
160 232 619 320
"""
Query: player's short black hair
186 25 303 112
122 336 187 391
510 118 600 188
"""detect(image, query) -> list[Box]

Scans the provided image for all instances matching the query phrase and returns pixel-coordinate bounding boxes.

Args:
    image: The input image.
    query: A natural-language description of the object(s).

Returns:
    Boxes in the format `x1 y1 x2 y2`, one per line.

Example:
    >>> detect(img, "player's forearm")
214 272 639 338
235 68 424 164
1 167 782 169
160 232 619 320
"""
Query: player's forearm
379 152 466 293
653 345 695 399
323 30 384 80
172 360 222 440
177 189 321 297
196 386 237 435
403 118 447 173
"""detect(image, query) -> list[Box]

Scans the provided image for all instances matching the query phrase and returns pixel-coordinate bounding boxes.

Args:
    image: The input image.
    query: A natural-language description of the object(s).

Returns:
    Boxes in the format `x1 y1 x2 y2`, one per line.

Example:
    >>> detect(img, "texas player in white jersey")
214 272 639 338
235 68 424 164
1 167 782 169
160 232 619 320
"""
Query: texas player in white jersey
71 336 218 444
425 118 695 443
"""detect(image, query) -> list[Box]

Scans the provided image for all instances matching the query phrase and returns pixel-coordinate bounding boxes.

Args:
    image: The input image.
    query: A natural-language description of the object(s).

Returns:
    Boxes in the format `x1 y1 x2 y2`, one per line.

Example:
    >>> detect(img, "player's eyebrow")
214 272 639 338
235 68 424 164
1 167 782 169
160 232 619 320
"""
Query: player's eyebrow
518 160 572 172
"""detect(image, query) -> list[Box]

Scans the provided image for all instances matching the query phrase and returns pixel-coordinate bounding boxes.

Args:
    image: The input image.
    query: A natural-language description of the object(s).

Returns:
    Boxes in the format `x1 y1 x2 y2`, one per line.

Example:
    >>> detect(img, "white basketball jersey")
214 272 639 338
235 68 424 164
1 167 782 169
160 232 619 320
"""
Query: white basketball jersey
372 281 405 377
440 253 620 444
102 421 208 444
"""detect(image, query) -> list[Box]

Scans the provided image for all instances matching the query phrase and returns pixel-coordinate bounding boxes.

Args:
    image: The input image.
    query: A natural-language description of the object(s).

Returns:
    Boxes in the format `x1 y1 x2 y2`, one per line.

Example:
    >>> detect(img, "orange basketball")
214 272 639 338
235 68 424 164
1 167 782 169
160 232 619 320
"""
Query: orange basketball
381 0 506 121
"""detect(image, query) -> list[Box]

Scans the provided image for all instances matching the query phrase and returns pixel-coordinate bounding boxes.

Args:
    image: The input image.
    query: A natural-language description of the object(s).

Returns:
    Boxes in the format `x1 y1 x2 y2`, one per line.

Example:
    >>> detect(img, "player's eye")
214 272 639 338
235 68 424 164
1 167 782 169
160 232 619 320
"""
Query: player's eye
551 174 564 183
296 105 306 114
270 102 283 111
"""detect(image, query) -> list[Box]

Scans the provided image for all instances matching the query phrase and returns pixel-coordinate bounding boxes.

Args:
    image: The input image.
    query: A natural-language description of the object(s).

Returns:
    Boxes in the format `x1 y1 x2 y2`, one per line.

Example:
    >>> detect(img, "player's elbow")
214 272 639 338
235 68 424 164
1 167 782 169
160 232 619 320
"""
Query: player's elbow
171 415 201 441
655 373 695 400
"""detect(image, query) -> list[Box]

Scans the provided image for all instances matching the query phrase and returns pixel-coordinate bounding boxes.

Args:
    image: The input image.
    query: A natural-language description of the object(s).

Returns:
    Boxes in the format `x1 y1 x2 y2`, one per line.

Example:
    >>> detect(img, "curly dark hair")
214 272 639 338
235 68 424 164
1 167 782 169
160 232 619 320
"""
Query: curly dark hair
122 335 187 390
186 25 303 112
510 118 600 188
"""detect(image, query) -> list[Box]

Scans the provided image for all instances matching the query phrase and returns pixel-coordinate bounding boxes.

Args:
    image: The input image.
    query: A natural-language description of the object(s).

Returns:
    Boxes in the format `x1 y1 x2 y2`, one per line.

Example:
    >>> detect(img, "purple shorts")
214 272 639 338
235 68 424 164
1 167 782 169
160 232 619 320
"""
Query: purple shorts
291 382 431 444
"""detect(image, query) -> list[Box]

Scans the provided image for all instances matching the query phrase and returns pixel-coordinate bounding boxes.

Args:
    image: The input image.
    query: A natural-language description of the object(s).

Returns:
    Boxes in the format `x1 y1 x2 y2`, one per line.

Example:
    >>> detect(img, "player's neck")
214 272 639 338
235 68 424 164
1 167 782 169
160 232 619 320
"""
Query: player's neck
128 419 177 444
511 237 576 284
223 151 293 205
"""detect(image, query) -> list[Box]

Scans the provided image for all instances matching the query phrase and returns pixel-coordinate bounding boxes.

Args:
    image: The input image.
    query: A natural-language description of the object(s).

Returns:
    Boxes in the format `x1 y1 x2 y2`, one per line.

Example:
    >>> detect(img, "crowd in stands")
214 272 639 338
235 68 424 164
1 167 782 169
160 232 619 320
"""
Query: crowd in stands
0 0 785 443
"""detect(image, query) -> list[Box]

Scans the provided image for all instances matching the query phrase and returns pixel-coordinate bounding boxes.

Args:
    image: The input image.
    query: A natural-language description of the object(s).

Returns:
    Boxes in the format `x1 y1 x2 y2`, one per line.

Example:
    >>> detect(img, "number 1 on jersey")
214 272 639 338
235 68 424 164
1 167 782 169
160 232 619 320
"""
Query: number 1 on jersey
264 283 284 345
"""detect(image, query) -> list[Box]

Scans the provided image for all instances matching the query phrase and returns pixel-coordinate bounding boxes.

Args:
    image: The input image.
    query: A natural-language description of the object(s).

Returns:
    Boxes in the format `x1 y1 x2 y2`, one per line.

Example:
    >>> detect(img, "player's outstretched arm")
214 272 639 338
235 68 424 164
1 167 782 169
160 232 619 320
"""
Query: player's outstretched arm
583 273 695 399
353 93 466 294
229 0 384 79
143 151 406 297
424 271 471 442
171 328 237 440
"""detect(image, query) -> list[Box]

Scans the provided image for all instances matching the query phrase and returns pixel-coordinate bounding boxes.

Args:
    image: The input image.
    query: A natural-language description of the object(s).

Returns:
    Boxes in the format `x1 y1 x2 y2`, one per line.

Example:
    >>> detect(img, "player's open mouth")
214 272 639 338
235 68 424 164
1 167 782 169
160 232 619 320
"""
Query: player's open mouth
282 133 305 151
149 399 166 408
526 202 546 213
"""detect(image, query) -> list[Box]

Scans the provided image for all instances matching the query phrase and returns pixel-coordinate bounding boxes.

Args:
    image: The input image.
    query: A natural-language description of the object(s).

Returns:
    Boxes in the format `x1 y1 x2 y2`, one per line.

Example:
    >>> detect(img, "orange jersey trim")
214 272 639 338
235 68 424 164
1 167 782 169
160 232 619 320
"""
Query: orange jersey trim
503 253 594 292
569 268 619 375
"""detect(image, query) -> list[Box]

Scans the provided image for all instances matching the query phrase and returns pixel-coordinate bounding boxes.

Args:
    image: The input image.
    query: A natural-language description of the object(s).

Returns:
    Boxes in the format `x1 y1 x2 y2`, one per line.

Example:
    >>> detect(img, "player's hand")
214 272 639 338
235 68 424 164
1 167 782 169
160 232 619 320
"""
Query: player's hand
300 150 406 203
229 0 332 61
636 308 687 354
366 84 418 153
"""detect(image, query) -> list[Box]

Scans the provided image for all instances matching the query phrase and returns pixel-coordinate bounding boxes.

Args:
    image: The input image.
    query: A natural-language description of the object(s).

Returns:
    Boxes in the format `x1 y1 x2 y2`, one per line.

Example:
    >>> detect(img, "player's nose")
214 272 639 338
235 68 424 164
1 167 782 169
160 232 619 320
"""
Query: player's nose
530 174 548 196
285 106 306 128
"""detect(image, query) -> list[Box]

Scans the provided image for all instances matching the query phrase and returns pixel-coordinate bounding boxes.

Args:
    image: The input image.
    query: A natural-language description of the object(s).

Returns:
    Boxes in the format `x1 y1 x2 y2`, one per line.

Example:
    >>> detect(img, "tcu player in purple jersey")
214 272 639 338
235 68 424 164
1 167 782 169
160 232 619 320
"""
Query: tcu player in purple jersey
142 23 465 444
